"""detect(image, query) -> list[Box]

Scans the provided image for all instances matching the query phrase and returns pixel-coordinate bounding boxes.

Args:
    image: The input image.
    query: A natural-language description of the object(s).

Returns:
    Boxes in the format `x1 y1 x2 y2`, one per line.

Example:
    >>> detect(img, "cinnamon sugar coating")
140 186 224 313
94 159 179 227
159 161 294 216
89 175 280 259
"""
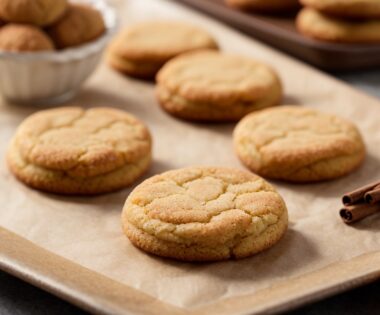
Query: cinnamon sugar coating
122 166 288 261
234 106 366 182
156 50 282 121
7 107 152 195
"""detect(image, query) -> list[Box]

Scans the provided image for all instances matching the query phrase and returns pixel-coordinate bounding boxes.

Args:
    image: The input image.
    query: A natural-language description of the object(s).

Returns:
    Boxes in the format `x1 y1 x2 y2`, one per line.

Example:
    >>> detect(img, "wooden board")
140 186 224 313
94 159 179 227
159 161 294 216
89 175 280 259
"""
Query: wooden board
176 0 380 71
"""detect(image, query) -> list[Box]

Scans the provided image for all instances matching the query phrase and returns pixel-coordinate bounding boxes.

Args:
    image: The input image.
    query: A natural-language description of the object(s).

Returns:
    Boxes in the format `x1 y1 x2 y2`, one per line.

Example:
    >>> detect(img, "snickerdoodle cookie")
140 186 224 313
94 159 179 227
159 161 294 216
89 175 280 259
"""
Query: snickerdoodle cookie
122 166 288 261
0 0 67 26
226 0 299 11
296 8 380 43
156 50 282 121
234 106 366 183
107 21 218 79
7 107 152 195
0 24 54 52
300 0 380 19
48 3 105 49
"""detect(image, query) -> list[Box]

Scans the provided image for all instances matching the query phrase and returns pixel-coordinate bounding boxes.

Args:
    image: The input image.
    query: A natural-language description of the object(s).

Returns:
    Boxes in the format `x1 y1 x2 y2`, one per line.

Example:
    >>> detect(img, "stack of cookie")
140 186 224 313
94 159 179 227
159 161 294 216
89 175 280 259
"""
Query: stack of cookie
297 0 380 43
0 0 105 52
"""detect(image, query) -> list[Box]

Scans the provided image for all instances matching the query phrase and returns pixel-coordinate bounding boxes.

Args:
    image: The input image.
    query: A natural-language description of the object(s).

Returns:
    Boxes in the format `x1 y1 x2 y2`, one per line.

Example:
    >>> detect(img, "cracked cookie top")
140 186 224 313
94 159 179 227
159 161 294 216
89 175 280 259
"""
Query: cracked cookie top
123 167 287 248
156 50 282 104
12 107 152 178
234 106 366 182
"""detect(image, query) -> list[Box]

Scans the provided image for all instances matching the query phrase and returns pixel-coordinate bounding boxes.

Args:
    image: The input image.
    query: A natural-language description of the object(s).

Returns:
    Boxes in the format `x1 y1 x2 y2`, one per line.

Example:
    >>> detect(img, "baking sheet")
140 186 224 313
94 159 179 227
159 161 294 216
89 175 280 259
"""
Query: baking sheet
1 0 380 314
175 0 380 71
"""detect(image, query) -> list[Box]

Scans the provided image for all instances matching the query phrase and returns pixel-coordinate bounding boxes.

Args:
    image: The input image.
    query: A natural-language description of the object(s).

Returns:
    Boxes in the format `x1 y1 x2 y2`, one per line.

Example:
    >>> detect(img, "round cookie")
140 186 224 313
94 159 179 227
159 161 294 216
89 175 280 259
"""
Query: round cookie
296 8 380 43
300 0 380 19
7 107 152 195
0 24 54 52
0 0 67 26
122 166 288 261
233 106 366 183
226 0 299 11
48 3 105 49
107 21 218 79
156 50 282 121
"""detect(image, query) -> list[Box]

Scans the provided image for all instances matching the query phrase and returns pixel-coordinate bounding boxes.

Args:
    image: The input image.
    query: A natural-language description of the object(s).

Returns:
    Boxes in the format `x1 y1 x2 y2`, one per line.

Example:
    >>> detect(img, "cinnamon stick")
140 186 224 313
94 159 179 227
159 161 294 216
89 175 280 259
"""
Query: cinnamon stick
364 185 380 204
340 203 380 224
342 181 380 205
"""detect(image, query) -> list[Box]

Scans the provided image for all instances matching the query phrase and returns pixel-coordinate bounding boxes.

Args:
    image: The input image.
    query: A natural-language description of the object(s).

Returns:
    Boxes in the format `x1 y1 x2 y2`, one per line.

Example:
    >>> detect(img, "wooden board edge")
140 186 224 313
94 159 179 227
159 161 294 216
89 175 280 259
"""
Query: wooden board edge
0 227 185 315
1 226 380 315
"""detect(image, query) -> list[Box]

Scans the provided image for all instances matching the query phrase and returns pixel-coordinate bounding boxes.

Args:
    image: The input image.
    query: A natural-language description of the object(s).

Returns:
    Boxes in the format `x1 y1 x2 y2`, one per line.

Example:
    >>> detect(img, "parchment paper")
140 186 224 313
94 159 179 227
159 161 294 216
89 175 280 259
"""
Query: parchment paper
1 0 380 312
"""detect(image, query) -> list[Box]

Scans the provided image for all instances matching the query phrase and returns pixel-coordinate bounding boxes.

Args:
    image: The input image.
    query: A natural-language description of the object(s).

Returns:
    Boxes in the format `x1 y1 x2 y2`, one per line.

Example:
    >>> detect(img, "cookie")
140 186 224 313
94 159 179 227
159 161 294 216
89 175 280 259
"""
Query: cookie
106 21 218 79
7 107 152 195
48 3 105 49
0 24 54 52
296 8 380 43
226 0 299 11
234 106 366 182
122 166 288 261
156 50 282 121
0 0 67 26
300 0 380 19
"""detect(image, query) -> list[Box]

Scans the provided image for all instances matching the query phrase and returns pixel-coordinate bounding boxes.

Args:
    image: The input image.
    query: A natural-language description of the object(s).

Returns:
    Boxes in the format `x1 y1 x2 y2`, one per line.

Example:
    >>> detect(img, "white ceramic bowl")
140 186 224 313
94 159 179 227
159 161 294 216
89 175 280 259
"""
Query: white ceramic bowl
0 0 116 105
